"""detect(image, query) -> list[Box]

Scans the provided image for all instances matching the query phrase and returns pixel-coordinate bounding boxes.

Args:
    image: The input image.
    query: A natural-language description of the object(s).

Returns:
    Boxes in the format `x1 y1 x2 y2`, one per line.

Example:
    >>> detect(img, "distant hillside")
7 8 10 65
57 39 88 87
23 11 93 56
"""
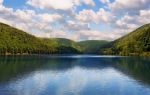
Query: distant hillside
0 23 81 54
0 22 149 56
101 24 150 56
48 38 82 51
78 40 109 54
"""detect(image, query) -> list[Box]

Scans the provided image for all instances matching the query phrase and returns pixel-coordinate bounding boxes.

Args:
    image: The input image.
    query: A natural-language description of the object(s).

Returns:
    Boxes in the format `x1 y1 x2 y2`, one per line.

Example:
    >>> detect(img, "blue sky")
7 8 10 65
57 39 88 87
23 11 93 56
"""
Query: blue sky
0 0 150 41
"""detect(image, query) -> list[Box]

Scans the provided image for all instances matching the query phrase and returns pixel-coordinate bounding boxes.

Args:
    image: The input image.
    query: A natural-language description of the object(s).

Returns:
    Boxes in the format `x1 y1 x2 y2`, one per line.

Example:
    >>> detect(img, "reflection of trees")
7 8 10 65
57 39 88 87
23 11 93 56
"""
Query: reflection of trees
0 55 150 87
0 55 77 83
115 57 150 86
0 56 118 83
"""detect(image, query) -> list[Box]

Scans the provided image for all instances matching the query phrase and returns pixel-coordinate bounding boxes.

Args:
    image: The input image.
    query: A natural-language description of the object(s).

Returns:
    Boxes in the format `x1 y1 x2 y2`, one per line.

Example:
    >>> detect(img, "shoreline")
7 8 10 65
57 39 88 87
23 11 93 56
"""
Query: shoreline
0 53 149 57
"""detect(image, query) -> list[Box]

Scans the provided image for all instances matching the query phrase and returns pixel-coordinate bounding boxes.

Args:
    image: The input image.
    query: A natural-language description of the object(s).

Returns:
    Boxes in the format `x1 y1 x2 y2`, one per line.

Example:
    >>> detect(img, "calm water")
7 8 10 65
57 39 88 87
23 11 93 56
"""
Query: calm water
0 55 150 95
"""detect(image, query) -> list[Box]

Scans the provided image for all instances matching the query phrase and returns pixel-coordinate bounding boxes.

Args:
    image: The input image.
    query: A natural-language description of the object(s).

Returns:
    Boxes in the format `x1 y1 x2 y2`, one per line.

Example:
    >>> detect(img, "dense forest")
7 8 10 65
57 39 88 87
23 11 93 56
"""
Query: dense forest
0 22 150 56
101 24 150 56
78 40 109 54
0 23 81 54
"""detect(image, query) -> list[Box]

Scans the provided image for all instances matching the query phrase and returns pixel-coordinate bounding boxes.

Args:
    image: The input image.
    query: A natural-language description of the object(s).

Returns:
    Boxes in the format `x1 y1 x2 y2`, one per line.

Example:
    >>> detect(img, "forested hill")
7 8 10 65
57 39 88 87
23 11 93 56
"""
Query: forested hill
0 23 81 54
101 24 150 56
47 38 81 50
78 40 109 54
0 22 149 56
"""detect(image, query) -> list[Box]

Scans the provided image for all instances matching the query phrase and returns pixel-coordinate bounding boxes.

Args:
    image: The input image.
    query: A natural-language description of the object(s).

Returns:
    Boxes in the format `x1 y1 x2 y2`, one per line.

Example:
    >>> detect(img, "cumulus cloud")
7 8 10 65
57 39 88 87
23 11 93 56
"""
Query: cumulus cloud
0 2 64 36
0 0 3 5
108 0 150 14
76 8 115 24
115 15 137 29
27 0 95 10
13 9 35 23
38 13 63 23
0 0 150 41
83 0 95 6
70 29 127 41
100 0 110 4
63 20 89 31
138 9 150 24
31 29 126 41
33 30 67 38
115 9 150 31
0 5 13 15
27 0 74 10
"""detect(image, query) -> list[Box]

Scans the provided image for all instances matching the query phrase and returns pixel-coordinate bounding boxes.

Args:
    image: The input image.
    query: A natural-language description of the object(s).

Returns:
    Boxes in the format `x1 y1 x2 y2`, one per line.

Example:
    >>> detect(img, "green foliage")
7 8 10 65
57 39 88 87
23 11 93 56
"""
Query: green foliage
0 23 81 54
46 38 82 52
101 23 150 56
0 22 149 56
78 40 109 54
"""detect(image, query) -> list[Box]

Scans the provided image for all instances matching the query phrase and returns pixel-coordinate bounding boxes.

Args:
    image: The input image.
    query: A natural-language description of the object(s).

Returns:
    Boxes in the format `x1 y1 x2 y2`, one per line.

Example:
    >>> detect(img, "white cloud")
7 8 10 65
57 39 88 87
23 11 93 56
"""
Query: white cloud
76 9 97 23
0 0 150 41
100 0 110 4
27 0 74 10
33 29 124 41
27 0 95 10
33 30 67 38
83 0 95 6
63 20 89 31
0 5 13 15
0 17 13 26
138 9 150 24
115 15 136 29
51 30 67 38
13 9 35 23
0 0 3 5
0 2 64 37
38 13 63 23
109 0 150 13
72 29 126 41
76 8 115 24
115 9 150 30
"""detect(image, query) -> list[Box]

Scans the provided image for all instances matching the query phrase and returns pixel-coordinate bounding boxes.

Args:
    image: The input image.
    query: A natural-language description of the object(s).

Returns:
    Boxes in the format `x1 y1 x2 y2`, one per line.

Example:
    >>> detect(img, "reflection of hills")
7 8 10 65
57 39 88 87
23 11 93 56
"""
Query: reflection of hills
115 57 150 86
0 55 150 86
0 55 114 83
0 55 78 83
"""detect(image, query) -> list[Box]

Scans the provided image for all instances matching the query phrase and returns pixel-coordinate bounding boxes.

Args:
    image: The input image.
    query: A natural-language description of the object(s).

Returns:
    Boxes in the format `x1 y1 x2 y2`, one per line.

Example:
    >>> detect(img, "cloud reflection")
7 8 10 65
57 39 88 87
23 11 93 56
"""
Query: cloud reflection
6 66 150 95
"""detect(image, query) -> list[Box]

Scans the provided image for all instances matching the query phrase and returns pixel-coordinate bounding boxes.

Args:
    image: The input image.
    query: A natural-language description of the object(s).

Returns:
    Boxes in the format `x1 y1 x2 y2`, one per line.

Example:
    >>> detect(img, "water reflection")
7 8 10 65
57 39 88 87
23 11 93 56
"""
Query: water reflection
0 55 150 95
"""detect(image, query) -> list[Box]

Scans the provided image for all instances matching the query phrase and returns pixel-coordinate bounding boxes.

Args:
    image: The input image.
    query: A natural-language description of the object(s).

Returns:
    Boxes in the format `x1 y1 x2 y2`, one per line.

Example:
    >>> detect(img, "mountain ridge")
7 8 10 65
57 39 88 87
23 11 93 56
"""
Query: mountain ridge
0 22 81 54
0 22 149 56
101 23 150 56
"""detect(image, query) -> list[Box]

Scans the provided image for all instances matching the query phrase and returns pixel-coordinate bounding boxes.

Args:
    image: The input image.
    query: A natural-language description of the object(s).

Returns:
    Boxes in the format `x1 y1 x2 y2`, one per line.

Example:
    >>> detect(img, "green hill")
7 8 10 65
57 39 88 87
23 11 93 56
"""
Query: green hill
47 38 82 50
78 40 109 54
0 23 81 54
41 38 82 54
0 22 149 56
102 24 150 56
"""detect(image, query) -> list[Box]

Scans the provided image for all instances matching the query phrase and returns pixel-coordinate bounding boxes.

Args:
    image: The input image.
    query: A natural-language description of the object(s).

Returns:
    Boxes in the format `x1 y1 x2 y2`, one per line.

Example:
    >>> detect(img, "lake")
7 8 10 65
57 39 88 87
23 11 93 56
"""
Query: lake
0 55 150 95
